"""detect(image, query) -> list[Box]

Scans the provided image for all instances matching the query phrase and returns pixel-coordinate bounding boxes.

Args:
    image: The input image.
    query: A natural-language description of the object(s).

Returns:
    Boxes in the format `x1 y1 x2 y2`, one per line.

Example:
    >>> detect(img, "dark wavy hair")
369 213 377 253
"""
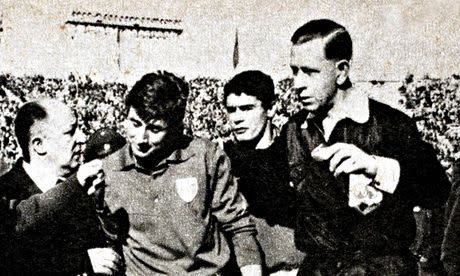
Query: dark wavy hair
125 71 189 128
291 19 353 62
224 70 275 110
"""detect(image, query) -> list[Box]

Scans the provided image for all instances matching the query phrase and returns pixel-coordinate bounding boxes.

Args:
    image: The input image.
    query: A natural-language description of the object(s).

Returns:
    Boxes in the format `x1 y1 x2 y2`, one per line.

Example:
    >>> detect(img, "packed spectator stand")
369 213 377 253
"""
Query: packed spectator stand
0 72 459 272
2 73 459 175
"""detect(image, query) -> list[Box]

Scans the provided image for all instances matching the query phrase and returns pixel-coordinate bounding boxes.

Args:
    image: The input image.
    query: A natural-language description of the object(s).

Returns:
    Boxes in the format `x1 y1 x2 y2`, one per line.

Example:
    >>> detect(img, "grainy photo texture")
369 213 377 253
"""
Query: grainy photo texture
0 1 459 275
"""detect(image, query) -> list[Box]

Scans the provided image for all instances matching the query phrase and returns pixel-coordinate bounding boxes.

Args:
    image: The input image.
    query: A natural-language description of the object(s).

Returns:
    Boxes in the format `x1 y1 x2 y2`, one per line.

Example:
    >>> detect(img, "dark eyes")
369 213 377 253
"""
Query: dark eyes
146 125 167 133
129 118 167 133
227 106 255 113
130 119 141 128
240 106 254 111
291 66 318 76
227 107 236 113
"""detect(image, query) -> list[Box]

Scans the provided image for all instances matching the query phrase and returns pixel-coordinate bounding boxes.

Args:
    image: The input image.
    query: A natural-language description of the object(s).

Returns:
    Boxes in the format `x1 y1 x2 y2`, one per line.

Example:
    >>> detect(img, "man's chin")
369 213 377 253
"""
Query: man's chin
132 147 156 159
235 135 252 143
301 103 319 113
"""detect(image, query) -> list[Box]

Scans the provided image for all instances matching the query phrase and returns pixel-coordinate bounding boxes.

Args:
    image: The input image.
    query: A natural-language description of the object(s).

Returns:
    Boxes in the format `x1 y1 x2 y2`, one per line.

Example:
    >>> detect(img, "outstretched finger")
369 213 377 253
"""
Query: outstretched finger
329 148 353 172
312 143 348 161
334 157 359 177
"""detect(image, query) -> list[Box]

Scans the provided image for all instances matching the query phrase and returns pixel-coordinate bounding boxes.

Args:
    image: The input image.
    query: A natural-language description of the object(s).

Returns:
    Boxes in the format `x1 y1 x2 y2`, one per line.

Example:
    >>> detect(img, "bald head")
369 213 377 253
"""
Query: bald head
15 99 78 163
32 99 76 136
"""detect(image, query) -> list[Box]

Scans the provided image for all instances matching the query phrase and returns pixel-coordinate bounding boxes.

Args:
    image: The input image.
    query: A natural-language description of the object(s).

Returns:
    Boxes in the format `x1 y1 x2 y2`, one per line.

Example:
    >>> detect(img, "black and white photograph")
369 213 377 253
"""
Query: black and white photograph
0 0 459 275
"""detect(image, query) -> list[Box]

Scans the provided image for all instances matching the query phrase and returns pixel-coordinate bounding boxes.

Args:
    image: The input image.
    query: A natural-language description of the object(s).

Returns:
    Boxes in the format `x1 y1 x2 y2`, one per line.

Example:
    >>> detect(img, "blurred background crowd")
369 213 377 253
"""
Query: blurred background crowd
1 73 460 177
399 74 460 174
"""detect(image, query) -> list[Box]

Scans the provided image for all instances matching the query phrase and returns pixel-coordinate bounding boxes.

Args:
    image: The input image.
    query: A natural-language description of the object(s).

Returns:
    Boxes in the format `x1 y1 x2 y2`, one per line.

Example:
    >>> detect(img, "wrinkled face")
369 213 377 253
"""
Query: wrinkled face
226 93 268 143
125 108 169 160
290 38 339 114
44 108 85 175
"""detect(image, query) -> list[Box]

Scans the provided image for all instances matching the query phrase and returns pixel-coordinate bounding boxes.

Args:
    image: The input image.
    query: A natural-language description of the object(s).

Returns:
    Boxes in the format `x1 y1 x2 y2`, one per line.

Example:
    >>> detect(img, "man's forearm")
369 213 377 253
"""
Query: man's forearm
231 232 263 269
14 174 88 233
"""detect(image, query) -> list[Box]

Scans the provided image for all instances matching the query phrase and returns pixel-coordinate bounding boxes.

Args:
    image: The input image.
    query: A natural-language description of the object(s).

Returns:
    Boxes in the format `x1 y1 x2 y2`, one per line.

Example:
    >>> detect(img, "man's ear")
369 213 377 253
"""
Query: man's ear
30 135 46 157
335 60 350 86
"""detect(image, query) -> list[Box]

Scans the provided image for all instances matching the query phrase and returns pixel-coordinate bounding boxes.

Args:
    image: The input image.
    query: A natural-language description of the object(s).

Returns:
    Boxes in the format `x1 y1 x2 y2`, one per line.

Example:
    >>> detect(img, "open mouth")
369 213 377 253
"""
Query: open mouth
137 143 152 153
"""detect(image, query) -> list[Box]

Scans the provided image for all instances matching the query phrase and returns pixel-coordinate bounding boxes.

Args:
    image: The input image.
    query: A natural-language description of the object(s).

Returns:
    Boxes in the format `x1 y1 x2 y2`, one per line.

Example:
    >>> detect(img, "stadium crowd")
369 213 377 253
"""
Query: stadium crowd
0 74 129 168
0 17 458 275
1 73 460 173
399 74 460 172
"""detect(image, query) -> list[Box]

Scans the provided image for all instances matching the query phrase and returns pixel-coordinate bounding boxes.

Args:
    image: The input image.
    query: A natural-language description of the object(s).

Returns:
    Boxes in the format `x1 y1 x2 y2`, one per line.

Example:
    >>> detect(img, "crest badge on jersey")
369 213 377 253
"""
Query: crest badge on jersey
175 177 198 202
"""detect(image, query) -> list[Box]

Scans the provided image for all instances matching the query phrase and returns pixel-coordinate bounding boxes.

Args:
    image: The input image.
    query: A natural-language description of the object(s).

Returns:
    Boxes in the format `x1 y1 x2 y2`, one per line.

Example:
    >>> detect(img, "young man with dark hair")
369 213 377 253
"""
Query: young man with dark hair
223 70 304 275
0 99 123 275
224 70 275 110
101 71 263 275
277 19 451 275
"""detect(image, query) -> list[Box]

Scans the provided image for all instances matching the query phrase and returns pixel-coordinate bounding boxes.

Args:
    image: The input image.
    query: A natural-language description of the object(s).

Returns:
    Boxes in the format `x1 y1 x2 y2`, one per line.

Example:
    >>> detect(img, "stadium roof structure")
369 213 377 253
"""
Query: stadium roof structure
65 10 183 36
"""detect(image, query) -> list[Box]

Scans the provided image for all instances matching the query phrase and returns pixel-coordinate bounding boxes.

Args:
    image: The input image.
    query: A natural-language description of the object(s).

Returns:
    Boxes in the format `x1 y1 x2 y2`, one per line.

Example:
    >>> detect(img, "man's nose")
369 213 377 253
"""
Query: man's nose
231 109 245 124
293 75 308 96
139 127 151 142
293 74 307 90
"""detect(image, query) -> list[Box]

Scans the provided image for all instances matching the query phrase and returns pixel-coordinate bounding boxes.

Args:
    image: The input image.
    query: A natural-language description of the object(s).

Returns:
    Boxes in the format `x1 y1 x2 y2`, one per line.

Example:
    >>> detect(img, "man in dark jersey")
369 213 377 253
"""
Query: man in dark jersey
278 19 451 275
223 70 304 275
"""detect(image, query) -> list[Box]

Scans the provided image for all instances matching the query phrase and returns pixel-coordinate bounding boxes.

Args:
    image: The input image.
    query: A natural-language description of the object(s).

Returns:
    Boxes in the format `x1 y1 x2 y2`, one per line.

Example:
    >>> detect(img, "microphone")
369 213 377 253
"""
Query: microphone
83 128 129 275
83 128 126 212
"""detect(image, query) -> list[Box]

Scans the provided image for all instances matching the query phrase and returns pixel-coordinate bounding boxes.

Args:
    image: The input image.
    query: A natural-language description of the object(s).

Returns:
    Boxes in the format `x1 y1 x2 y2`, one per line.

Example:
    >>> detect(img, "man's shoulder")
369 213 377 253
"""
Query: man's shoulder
0 162 23 185
280 110 308 136
0 167 13 183
369 99 412 121
186 136 221 157
222 140 240 155
189 136 216 148
368 99 413 125
222 139 234 150
0 159 11 177
286 110 308 125
0 162 29 196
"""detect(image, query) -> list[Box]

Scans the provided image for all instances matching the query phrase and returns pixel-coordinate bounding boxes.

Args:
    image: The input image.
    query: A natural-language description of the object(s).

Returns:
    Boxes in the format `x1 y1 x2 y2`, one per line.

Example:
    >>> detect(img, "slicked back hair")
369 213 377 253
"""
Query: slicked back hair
14 102 48 162
126 71 189 128
224 70 275 110
291 19 353 62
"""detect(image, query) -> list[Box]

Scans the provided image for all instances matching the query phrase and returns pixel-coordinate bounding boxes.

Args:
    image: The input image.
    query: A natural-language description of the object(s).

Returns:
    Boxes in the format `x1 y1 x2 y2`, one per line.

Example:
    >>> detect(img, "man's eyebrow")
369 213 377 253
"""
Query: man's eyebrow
128 116 144 124
227 103 256 107
300 66 320 73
